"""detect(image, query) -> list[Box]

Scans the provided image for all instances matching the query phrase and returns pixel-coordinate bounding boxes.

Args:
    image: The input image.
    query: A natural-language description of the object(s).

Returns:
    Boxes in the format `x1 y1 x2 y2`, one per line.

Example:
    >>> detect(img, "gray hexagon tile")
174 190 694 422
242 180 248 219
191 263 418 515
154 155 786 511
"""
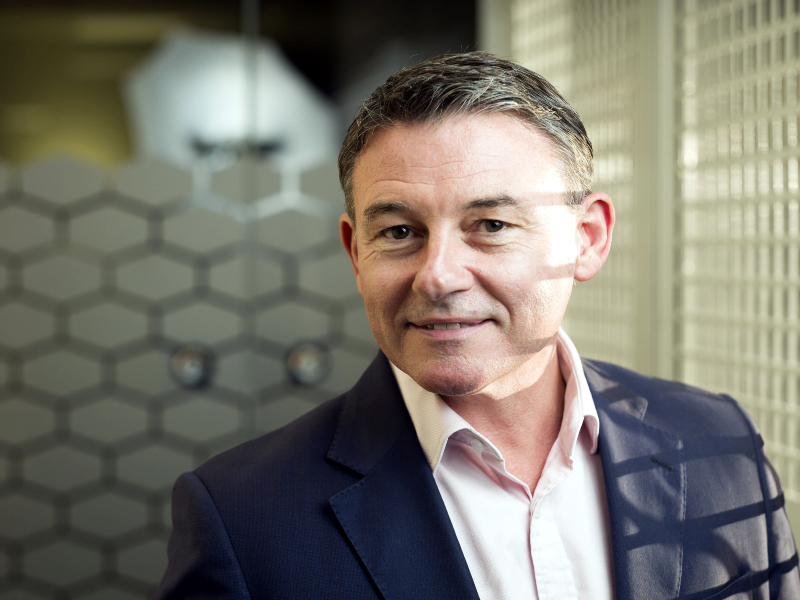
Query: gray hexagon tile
0 495 54 539
23 255 101 301
24 541 101 586
299 159 344 206
23 351 101 396
215 351 284 394
22 156 103 205
117 255 193 300
71 304 147 348
0 591 48 600
0 454 7 481
163 397 239 442
24 447 101 491
256 209 332 253
344 304 376 345
163 208 242 253
0 206 53 252
256 303 328 345
211 158 282 203
163 303 241 345
0 264 7 290
0 552 5 579
299 252 358 300
0 160 8 194
78 589 144 600
71 207 147 253
117 446 193 490
0 399 54 443
72 493 148 537
71 398 147 443
209 255 284 300
117 539 167 584
116 158 191 206
116 350 175 395
322 347 376 395
256 397 318 433
0 303 55 349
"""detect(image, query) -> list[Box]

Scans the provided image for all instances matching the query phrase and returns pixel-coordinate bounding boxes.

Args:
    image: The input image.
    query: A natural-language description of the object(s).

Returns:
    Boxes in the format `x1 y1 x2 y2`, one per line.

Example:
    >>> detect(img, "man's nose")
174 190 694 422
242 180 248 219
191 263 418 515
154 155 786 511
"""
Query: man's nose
411 234 474 302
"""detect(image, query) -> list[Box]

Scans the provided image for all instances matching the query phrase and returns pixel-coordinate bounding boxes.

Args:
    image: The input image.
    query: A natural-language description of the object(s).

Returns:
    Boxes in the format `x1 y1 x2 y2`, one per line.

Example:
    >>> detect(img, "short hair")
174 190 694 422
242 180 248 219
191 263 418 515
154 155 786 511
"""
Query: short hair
338 51 594 224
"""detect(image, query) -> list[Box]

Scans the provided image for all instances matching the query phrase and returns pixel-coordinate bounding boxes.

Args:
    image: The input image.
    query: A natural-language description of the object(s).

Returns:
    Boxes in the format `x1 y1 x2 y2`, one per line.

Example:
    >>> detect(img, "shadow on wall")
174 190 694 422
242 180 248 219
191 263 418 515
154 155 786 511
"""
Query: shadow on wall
0 154 377 597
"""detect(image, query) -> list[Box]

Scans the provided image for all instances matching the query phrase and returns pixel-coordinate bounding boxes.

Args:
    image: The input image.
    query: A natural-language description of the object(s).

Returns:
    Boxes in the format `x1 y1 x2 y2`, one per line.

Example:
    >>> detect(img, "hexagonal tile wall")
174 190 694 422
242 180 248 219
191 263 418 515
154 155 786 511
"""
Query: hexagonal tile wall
163 209 242 254
256 209 333 253
22 255 102 302
0 206 53 253
0 156 378 598
22 156 103 205
116 256 193 302
211 158 282 203
70 304 147 349
115 158 191 206
71 493 148 537
0 399 54 444
70 399 148 443
22 351 102 397
0 304 55 349
70 207 148 254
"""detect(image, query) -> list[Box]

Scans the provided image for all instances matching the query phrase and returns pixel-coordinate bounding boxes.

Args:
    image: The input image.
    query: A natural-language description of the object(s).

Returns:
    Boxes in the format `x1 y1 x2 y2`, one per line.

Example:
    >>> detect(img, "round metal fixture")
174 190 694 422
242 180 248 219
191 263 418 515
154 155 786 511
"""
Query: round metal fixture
169 345 215 389
286 342 330 385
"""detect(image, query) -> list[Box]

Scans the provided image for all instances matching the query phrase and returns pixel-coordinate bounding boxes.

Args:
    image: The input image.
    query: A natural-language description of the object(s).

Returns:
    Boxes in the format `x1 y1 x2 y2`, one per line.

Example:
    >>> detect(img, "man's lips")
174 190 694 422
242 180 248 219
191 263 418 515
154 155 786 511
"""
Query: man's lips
409 319 489 331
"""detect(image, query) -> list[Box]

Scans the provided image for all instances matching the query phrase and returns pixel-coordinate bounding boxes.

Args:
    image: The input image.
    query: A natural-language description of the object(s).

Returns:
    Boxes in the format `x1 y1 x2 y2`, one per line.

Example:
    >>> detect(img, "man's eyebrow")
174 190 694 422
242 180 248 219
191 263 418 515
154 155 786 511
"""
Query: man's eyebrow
463 196 521 211
362 201 409 227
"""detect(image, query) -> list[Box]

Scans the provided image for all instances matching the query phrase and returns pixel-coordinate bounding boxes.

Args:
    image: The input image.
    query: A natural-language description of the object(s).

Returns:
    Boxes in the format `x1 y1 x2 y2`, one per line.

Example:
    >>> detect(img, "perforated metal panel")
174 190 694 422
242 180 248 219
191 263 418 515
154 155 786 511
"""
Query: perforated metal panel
676 0 800 501
512 0 646 370
510 0 800 512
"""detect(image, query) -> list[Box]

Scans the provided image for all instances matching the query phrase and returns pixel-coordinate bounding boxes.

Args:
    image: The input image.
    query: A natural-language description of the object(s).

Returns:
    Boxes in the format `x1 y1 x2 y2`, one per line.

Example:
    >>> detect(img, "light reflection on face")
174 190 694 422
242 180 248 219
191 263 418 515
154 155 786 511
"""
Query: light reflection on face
341 113 581 398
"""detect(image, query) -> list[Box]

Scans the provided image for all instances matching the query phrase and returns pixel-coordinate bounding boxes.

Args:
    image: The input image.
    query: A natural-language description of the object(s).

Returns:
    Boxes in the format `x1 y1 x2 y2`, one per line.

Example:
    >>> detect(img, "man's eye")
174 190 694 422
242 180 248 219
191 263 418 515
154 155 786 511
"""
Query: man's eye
383 225 411 239
482 220 505 233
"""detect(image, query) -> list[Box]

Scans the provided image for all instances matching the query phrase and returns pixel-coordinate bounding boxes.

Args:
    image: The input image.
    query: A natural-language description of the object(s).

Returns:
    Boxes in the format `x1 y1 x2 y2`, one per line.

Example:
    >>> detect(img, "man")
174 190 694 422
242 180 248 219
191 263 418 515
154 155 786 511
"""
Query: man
154 53 799 599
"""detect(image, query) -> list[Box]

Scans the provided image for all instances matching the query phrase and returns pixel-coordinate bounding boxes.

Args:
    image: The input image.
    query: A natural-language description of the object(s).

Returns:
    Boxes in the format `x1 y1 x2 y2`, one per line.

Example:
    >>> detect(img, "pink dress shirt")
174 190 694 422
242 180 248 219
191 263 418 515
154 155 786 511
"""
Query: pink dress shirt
390 328 614 600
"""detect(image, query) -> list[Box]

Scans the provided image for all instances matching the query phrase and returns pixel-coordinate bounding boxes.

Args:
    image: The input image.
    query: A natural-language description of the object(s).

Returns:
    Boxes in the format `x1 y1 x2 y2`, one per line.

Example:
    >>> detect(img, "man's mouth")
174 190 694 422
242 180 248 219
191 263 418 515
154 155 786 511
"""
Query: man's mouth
423 323 477 330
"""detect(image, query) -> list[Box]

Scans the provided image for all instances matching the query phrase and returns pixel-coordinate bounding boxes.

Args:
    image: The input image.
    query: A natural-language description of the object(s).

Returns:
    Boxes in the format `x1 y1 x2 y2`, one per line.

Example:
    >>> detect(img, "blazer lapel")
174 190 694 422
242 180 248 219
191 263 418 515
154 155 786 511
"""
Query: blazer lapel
327 353 479 600
585 360 686 600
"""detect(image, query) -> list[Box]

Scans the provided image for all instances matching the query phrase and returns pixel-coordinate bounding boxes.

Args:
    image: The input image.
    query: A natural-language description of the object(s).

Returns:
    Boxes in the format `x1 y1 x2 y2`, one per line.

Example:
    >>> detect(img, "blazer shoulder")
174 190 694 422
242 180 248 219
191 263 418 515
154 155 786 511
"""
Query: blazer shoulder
583 358 755 439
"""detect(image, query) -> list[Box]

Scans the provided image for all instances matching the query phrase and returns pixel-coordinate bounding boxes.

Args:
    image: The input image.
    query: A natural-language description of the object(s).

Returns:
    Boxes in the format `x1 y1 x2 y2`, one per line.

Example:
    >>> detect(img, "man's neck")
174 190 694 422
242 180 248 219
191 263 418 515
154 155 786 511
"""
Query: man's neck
441 341 566 492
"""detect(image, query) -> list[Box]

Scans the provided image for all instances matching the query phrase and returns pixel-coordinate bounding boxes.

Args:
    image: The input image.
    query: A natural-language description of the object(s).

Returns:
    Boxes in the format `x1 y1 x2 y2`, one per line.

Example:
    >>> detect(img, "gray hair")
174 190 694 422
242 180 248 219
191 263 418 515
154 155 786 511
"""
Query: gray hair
338 51 594 224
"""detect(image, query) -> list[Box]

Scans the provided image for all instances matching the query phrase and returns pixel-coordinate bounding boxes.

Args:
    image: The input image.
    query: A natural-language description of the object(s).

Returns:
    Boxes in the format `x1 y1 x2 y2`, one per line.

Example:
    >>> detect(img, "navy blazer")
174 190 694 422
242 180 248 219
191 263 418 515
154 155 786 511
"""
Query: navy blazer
154 354 800 599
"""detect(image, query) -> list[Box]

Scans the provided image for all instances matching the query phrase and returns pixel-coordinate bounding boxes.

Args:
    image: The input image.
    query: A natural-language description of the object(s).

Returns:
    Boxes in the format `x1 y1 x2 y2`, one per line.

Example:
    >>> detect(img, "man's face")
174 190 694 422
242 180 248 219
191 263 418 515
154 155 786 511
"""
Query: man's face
341 113 582 398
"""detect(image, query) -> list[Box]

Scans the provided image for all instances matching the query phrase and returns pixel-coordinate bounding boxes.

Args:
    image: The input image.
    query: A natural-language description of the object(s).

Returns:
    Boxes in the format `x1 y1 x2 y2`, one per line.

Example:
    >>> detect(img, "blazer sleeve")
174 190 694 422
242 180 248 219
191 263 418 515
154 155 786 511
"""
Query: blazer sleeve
152 472 252 600
762 448 800 598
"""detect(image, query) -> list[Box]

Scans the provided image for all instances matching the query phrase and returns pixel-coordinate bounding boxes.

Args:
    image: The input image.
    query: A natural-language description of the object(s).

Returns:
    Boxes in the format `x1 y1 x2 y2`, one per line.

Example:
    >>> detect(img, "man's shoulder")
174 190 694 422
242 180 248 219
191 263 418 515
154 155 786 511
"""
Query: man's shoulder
583 358 758 439
190 350 401 500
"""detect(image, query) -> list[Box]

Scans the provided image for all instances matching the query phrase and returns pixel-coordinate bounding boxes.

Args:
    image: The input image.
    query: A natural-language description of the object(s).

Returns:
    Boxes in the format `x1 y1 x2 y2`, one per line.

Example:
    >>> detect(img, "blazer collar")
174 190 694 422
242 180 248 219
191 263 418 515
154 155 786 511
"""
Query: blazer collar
327 352 480 600
585 359 686 600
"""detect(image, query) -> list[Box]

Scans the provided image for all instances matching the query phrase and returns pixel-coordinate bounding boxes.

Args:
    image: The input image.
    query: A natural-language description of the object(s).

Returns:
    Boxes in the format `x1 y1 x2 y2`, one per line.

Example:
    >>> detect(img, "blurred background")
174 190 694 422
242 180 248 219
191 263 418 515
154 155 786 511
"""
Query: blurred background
1 0 799 597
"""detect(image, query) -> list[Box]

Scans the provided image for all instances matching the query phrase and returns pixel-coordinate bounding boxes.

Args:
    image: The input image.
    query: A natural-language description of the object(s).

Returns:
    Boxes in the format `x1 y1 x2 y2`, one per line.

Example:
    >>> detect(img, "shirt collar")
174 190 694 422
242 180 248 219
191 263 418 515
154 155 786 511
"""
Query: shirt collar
390 327 600 472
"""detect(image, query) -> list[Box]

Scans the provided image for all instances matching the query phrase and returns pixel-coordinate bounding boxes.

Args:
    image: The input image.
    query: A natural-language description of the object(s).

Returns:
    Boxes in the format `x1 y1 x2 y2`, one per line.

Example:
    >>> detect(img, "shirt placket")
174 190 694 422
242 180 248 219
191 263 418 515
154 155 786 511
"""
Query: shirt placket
529 461 579 600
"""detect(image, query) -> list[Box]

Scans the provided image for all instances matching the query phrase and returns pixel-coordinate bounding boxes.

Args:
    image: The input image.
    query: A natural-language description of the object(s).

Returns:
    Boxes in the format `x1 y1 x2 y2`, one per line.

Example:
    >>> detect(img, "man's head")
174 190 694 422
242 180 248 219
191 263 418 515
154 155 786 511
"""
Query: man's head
338 53 613 399
339 52 594 226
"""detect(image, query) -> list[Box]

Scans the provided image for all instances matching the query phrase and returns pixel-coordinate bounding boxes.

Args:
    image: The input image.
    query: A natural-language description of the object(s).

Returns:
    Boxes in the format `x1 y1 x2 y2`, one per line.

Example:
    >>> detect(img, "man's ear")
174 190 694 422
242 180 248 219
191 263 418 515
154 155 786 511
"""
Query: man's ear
574 192 615 282
340 214 361 294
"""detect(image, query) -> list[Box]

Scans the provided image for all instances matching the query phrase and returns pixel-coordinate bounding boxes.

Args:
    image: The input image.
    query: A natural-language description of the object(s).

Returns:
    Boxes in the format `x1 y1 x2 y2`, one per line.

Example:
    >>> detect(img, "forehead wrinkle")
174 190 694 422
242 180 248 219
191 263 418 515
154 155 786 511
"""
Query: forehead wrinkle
363 167 504 196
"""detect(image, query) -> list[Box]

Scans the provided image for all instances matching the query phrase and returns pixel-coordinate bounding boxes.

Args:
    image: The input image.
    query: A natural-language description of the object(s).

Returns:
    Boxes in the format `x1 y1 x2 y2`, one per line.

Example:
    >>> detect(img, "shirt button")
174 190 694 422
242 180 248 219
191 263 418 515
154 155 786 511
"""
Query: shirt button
470 439 484 453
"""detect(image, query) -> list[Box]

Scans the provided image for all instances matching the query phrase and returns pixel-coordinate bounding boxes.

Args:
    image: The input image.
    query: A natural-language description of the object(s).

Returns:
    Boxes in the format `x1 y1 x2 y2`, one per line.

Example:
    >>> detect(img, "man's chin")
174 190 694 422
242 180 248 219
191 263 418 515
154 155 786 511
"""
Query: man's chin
405 365 488 398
